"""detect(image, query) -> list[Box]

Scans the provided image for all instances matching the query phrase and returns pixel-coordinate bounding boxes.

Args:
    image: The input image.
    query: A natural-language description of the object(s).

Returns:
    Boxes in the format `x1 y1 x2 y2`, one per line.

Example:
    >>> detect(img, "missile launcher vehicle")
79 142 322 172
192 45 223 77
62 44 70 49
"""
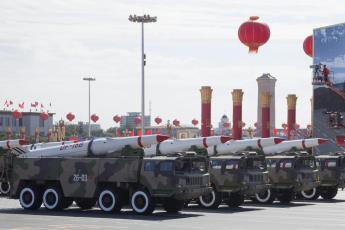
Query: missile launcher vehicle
1 135 228 215
300 152 345 200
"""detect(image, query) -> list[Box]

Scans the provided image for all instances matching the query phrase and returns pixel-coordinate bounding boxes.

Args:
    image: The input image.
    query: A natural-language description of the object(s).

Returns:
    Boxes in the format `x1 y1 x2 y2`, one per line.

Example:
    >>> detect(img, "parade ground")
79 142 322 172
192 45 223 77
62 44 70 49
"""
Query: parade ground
0 191 344 230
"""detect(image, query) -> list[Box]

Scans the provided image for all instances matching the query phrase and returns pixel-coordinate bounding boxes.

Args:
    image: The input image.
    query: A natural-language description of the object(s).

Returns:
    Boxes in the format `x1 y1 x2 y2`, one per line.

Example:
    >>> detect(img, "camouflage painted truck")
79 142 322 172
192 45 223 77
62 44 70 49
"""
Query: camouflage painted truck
300 152 345 200
195 137 283 208
2 135 226 215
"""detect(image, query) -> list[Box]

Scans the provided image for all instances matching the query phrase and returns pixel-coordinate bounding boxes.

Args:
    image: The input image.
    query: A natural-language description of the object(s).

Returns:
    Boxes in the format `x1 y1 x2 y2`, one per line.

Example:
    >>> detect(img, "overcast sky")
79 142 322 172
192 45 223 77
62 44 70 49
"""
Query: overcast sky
1 0 345 129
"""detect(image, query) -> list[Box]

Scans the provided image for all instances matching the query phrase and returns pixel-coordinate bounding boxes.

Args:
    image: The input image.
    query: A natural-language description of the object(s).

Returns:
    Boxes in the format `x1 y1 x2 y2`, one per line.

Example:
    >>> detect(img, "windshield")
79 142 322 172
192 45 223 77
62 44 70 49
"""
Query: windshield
245 157 266 170
224 159 240 170
175 159 207 173
279 159 295 169
296 157 316 169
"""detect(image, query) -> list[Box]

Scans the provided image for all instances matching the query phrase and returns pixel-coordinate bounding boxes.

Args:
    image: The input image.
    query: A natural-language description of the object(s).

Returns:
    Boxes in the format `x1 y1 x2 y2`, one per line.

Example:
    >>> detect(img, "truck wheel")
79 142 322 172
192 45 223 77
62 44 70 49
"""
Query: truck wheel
320 186 338 200
301 188 319 200
198 188 222 209
131 189 154 215
43 186 65 211
163 198 184 213
277 189 294 204
19 185 42 210
255 189 275 203
75 198 97 210
98 188 122 213
227 192 244 207
0 182 11 195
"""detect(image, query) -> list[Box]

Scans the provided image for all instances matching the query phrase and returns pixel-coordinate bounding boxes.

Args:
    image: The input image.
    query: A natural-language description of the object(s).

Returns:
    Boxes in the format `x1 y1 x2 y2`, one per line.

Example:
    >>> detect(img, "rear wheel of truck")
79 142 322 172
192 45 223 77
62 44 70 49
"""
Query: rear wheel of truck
255 189 275 204
19 185 42 210
301 188 319 200
320 186 338 200
198 188 222 209
131 189 154 215
226 192 244 207
277 189 294 204
163 198 184 213
43 186 65 211
0 181 11 195
75 198 97 210
98 188 122 213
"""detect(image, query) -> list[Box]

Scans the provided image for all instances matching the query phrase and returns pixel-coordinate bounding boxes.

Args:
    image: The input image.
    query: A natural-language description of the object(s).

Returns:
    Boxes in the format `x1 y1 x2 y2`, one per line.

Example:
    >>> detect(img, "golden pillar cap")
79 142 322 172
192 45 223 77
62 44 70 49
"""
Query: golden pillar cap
200 86 213 103
287 94 297 109
261 92 271 107
232 89 244 106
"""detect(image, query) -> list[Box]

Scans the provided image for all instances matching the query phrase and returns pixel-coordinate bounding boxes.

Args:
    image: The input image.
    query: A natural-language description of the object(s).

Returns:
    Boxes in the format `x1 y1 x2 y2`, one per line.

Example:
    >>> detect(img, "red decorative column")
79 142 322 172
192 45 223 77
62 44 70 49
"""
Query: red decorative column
261 92 270 137
200 86 213 137
232 89 244 140
287 94 297 140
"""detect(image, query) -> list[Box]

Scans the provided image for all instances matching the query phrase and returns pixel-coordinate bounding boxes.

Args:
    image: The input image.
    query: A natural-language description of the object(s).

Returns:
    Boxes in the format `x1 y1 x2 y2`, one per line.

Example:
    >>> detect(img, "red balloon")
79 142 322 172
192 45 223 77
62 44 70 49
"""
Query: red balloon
12 110 22 120
303 35 313 57
192 119 199 126
91 114 99 123
134 117 141 125
173 119 180 126
113 115 121 123
238 16 270 53
40 112 49 121
66 112 75 122
154 116 162 125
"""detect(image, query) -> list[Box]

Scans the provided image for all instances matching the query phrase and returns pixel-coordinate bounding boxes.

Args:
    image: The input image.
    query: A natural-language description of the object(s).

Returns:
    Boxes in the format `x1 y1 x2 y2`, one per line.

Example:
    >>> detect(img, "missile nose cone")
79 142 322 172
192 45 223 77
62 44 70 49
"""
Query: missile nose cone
274 138 285 144
318 138 328 144
19 139 27 145
220 136 232 144
156 135 170 143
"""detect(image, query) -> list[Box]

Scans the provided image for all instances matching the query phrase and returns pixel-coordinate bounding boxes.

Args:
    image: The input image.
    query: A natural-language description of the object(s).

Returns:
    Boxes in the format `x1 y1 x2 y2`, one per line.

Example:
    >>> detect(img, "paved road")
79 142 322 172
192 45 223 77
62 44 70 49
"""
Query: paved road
1 191 345 230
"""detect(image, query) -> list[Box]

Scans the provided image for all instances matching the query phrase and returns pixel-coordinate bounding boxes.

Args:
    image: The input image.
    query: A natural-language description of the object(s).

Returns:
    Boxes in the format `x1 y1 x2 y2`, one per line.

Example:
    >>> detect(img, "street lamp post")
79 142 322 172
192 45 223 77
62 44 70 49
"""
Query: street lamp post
129 14 157 134
83 77 96 138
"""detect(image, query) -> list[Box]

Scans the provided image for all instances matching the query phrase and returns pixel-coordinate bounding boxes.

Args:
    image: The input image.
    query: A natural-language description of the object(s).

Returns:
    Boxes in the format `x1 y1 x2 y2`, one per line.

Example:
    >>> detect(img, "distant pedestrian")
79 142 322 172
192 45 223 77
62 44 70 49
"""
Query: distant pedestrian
322 65 330 84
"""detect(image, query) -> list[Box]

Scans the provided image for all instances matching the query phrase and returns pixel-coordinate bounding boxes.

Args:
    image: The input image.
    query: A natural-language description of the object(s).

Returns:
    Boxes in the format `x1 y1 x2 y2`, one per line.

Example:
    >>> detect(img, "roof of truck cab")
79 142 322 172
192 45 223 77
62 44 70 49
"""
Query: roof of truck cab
210 155 244 160
265 155 297 159
316 155 341 159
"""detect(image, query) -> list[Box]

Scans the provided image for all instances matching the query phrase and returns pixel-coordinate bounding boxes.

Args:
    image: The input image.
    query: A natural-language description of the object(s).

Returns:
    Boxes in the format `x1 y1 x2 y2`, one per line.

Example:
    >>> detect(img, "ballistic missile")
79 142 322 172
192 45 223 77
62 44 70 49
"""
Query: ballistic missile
262 138 328 154
144 136 231 156
0 139 26 150
11 141 76 155
19 135 170 158
208 137 285 155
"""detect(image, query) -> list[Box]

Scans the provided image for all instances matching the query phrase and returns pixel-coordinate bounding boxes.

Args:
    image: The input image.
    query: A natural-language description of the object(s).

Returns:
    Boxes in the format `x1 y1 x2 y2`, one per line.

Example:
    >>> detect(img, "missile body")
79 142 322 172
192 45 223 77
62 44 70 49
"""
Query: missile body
19 135 169 158
208 137 284 155
262 138 327 154
144 136 231 156
0 139 26 150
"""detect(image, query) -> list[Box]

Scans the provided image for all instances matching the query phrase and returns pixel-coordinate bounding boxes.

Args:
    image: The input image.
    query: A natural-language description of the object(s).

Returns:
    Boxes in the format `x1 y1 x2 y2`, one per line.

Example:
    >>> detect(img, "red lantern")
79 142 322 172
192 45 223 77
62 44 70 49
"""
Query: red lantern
173 119 180 126
40 112 49 121
241 122 246 128
307 124 312 129
238 16 270 53
113 115 121 123
134 117 141 125
12 110 22 120
191 118 199 126
282 123 288 129
303 35 313 57
91 114 99 123
155 116 162 125
66 112 75 122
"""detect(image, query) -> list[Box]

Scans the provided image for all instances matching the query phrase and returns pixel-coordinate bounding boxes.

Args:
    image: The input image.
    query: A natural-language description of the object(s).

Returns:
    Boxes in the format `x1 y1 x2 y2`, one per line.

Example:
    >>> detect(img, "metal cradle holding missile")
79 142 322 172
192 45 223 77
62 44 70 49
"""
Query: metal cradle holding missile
262 138 328 154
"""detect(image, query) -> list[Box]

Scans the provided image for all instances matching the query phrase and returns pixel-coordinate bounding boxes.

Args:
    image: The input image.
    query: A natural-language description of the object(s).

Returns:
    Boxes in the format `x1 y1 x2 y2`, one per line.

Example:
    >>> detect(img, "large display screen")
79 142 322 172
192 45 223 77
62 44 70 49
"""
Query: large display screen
313 23 345 154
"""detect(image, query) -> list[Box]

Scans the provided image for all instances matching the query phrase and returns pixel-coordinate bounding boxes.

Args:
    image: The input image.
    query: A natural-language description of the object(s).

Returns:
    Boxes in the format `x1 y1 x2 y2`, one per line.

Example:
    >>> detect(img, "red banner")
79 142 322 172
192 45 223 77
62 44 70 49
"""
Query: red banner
336 136 345 147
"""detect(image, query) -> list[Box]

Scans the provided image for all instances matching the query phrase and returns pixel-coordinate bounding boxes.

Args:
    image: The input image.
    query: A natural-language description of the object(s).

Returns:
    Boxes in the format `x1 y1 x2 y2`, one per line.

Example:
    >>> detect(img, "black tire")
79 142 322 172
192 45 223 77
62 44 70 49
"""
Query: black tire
301 188 319 200
0 181 11 195
277 189 294 204
198 187 222 209
163 198 184 213
255 189 275 204
42 186 65 211
320 186 338 200
131 189 154 215
19 185 42 210
75 198 97 210
226 192 244 207
98 188 122 213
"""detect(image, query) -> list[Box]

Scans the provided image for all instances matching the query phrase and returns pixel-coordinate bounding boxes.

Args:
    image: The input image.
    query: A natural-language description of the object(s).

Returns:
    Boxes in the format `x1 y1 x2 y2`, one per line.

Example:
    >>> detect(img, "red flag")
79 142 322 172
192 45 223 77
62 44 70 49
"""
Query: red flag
145 129 152 135
336 136 345 147
129 130 134 136
156 129 161 134
138 129 142 136
116 130 120 137
19 102 24 109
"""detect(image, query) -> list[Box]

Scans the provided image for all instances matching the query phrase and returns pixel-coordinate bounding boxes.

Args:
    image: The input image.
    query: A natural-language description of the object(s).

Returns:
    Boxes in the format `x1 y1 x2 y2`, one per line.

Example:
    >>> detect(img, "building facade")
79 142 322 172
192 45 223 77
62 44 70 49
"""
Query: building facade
120 112 151 129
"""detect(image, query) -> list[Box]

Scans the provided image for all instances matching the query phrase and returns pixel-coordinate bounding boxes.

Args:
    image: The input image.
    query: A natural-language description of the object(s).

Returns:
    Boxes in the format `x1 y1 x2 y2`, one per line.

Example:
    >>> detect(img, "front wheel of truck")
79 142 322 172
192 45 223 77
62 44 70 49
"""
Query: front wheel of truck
131 189 155 215
163 198 184 213
0 181 11 195
320 186 338 200
19 185 42 210
198 187 222 209
226 192 244 207
301 188 319 200
255 189 275 204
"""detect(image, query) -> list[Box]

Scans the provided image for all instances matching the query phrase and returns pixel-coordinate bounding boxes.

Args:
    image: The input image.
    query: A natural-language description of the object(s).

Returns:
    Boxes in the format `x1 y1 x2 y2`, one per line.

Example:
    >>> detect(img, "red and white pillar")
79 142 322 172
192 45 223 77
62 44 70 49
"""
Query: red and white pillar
200 86 213 137
261 92 270 138
232 89 244 140
287 94 297 140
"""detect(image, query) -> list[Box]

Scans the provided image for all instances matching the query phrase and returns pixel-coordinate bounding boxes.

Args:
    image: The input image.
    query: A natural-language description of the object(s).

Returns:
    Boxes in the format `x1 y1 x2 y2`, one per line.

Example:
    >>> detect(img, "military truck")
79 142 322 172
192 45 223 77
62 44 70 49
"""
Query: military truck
255 151 319 204
300 152 345 200
198 151 268 208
